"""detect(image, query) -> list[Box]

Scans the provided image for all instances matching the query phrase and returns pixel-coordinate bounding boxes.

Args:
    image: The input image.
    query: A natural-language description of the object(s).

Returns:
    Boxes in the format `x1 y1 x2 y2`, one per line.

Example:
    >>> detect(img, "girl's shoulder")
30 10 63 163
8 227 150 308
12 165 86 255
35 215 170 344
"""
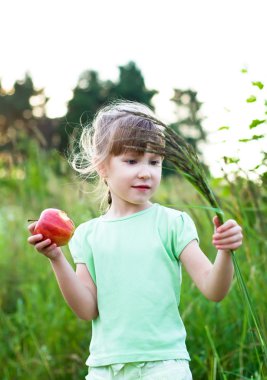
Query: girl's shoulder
156 205 199 253
157 204 184 221
156 204 197 232
74 216 100 235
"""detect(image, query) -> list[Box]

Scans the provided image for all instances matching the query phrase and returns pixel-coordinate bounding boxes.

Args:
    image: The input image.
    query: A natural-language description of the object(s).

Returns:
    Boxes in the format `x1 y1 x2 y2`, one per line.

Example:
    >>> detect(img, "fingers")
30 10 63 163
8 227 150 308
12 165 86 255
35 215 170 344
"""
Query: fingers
212 220 243 250
27 234 57 253
27 226 60 260
215 219 238 233
35 238 54 252
28 221 37 234
213 235 243 249
213 215 222 228
213 225 243 239
213 240 242 250
27 233 43 245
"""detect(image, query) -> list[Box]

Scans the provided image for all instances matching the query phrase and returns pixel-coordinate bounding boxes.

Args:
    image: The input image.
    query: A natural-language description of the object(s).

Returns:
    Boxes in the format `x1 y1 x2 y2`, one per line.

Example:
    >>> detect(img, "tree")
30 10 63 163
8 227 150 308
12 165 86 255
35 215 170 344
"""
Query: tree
162 89 208 178
66 70 114 125
60 61 157 152
170 89 206 153
0 73 48 156
112 61 157 106
0 74 35 128
59 70 115 151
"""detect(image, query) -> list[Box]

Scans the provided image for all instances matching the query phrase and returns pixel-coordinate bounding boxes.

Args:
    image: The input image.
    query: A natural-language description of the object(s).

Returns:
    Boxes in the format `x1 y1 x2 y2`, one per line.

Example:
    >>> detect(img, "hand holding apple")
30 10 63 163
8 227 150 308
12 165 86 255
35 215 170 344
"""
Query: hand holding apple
32 208 75 246
27 208 75 260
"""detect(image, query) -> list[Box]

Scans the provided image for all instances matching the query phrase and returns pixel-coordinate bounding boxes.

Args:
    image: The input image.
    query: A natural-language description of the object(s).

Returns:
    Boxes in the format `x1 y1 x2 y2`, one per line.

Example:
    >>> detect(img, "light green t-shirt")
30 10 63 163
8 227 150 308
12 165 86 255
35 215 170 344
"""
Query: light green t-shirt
69 203 199 367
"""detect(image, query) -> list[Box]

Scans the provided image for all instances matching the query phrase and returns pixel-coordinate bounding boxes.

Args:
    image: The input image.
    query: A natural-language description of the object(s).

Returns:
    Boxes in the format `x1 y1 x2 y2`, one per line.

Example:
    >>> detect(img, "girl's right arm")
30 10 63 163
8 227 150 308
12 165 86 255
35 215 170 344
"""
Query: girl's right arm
27 222 98 321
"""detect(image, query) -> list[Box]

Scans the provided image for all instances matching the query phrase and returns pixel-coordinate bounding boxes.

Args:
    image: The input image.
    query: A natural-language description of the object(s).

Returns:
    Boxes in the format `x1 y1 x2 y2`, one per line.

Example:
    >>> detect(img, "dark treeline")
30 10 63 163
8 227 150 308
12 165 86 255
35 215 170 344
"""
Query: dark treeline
0 61 207 175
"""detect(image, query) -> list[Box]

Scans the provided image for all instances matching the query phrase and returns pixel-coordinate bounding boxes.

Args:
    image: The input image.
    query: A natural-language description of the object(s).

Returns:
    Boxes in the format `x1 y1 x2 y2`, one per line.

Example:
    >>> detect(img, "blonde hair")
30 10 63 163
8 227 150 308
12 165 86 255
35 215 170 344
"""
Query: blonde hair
69 99 165 213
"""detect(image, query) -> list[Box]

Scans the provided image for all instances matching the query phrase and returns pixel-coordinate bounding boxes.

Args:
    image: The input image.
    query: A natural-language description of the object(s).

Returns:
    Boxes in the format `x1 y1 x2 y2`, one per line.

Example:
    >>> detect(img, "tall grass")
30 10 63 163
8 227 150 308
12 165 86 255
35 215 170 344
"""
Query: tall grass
0 144 266 379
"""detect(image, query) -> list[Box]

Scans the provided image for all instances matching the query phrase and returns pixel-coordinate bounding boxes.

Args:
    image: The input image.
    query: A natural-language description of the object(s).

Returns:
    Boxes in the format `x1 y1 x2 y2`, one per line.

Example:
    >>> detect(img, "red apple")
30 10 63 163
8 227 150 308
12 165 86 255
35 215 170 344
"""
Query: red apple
34 208 75 246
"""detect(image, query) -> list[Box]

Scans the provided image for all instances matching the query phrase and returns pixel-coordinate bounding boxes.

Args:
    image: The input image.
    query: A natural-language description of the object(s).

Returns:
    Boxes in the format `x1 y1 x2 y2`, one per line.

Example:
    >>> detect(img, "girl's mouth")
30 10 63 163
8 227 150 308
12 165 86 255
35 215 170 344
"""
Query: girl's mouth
132 186 151 191
132 185 150 188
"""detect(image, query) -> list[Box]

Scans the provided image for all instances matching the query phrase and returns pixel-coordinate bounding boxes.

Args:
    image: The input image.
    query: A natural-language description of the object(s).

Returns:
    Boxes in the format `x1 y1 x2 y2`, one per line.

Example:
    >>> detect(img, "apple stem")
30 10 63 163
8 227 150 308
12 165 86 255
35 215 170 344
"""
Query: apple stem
27 219 38 222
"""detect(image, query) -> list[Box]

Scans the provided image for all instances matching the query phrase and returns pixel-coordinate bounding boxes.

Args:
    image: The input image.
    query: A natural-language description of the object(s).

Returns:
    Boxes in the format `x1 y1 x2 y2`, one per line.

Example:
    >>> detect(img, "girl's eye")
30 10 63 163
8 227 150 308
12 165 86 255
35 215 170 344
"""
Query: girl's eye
125 159 161 165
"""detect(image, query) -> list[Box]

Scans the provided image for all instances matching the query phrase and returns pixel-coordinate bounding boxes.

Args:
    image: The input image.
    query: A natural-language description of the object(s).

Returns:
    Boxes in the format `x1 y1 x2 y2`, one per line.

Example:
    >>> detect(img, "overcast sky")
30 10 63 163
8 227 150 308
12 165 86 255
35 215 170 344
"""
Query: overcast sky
1 0 267 177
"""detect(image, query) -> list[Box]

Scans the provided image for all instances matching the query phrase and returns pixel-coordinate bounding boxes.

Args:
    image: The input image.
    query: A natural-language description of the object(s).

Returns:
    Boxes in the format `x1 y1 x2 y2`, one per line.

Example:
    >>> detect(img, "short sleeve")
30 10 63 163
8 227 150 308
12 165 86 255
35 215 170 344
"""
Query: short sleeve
68 222 96 283
172 212 200 259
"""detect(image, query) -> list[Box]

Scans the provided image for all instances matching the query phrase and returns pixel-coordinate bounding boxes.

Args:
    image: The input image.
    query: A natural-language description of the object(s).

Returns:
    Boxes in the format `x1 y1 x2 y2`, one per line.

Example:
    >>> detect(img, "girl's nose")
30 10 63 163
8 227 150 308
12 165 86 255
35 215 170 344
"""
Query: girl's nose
137 167 151 179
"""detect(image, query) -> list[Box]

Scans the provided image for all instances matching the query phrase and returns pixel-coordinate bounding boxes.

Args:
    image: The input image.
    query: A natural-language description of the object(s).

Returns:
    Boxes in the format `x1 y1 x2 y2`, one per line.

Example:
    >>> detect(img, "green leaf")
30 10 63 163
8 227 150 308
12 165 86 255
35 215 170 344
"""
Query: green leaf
252 134 265 140
252 81 264 90
249 119 266 129
261 171 267 183
223 156 240 164
246 95 257 103
252 164 261 170
239 138 251 143
218 126 230 131
239 135 265 142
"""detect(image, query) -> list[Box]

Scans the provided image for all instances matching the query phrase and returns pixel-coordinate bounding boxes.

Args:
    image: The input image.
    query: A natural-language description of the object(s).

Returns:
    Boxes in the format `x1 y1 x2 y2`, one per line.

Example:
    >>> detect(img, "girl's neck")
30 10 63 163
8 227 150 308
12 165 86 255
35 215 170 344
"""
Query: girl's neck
102 201 153 220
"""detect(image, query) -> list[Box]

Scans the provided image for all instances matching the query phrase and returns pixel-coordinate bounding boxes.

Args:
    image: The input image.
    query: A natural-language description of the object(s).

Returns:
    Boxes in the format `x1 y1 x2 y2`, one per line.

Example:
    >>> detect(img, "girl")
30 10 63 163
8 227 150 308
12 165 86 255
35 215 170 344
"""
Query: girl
27 100 243 380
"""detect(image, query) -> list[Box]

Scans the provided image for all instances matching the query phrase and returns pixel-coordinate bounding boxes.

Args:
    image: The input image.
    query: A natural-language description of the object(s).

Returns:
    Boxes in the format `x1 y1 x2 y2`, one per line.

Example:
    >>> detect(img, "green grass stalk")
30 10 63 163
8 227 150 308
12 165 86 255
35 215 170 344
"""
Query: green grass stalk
205 325 227 380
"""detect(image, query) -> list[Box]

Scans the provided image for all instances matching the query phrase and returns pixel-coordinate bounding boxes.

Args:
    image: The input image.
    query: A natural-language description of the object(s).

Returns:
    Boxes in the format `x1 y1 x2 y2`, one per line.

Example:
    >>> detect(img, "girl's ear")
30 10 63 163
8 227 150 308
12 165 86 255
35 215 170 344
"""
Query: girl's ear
96 163 108 179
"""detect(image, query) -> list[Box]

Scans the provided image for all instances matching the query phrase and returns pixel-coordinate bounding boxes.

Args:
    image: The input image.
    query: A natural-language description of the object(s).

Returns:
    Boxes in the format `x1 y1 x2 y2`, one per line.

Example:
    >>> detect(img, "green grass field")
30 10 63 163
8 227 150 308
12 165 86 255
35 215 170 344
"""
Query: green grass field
0 145 266 379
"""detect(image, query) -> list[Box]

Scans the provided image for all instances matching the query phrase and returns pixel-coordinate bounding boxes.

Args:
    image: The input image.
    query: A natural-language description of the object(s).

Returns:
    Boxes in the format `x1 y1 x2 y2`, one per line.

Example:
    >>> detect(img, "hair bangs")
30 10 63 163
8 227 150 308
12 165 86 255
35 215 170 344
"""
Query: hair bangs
110 116 165 157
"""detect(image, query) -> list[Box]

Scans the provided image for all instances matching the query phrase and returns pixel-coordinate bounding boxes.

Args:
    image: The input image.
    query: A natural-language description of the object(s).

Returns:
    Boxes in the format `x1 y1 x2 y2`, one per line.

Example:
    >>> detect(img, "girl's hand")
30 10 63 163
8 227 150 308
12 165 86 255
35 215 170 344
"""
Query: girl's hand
27 222 62 261
212 216 243 252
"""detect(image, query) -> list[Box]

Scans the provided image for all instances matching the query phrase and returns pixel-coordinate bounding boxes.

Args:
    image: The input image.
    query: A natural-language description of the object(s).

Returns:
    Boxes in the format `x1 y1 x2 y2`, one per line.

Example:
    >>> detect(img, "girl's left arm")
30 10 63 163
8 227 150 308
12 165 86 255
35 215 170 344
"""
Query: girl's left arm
180 216 243 302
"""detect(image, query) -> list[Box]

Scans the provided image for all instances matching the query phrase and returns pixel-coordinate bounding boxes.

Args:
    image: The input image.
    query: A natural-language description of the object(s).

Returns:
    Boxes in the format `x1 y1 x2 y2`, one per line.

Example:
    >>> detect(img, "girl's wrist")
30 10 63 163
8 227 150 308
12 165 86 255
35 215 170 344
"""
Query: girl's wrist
218 249 232 255
48 248 64 263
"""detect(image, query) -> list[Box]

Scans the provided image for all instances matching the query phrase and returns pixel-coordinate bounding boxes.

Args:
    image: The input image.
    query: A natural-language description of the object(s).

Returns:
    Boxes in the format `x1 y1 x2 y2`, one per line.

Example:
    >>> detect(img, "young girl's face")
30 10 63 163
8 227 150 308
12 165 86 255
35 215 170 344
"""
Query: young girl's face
103 150 163 208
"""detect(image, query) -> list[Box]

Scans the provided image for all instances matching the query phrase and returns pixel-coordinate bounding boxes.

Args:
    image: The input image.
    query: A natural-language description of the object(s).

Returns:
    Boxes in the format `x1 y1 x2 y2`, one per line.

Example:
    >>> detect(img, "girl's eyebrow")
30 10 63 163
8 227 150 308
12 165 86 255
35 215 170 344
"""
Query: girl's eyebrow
145 154 163 159
123 151 161 158
123 150 160 157
122 151 141 157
